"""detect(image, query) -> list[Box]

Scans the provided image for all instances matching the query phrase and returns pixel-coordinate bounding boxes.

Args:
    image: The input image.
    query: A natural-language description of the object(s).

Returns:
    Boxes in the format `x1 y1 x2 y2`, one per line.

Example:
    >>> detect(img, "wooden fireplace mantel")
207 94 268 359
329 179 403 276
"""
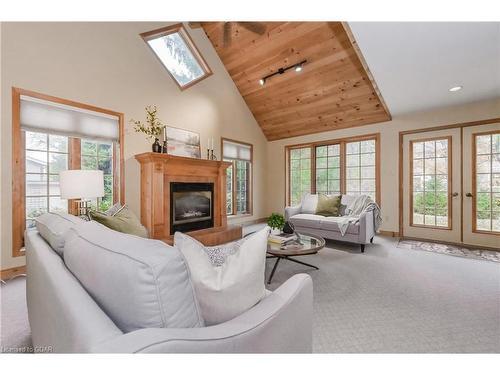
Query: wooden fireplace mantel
135 152 242 245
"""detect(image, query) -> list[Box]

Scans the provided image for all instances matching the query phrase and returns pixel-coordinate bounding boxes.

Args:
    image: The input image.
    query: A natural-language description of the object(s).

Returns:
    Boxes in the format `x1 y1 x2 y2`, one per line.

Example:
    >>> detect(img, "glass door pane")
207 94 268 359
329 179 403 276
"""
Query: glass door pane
474 132 500 232
410 137 451 228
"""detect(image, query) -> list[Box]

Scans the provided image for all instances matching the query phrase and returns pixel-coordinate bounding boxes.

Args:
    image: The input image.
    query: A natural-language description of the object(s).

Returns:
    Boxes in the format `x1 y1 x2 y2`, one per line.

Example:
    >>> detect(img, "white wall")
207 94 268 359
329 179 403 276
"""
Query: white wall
0 22 268 270
266 98 500 233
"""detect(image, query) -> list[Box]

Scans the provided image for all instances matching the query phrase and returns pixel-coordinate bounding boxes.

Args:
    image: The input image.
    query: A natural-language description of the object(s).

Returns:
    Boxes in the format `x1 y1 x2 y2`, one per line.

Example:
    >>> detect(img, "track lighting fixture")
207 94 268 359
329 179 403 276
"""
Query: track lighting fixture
258 59 307 86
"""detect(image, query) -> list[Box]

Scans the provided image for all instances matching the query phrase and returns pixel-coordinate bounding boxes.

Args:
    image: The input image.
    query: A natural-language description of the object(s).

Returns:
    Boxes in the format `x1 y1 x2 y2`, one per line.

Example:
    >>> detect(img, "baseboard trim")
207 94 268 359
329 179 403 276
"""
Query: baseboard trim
1 265 27 281
378 230 399 237
401 236 500 252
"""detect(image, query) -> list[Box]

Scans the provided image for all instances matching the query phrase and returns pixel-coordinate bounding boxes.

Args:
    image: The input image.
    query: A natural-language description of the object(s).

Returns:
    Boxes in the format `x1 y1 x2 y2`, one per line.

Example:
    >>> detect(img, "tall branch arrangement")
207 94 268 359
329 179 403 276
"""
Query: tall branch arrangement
130 106 164 140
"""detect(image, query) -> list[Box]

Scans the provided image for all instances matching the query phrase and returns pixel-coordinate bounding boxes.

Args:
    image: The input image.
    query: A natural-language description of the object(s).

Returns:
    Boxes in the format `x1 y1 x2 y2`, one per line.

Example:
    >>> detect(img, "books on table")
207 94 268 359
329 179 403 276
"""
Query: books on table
268 233 295 244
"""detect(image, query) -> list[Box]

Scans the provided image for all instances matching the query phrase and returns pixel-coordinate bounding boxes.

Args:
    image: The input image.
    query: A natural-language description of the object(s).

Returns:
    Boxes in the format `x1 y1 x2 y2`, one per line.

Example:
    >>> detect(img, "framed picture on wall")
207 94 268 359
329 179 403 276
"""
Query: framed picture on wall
166 126 201 159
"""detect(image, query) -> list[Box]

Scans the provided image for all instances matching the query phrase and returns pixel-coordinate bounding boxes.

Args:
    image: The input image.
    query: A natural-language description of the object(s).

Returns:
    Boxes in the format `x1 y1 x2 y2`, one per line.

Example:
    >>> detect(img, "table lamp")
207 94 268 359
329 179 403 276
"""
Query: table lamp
60 170 104 218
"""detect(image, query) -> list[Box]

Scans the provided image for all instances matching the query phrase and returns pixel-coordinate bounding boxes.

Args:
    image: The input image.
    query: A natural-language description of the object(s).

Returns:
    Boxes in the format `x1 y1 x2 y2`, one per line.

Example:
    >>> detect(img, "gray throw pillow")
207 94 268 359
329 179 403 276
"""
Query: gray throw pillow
63 221 204 332
35 212 85 256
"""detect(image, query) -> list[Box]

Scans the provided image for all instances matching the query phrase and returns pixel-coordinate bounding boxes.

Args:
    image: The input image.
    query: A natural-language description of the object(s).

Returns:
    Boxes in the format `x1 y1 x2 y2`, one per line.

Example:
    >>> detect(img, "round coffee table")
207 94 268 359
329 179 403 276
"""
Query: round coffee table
266 232 325 284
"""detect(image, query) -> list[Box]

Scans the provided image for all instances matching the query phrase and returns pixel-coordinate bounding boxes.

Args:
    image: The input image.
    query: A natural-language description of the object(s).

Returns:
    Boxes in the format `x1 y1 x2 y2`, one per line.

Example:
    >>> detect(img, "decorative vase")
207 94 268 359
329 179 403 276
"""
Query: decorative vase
271 228 281 235
152 138 161 153
162 140 168 153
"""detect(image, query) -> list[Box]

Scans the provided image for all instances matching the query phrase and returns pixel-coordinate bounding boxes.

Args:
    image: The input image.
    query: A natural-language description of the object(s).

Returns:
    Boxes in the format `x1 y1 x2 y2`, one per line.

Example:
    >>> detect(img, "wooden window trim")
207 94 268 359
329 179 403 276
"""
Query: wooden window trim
12 87 125 257
285 133 381 206
409 136 453 231
472 130 500 235
221 137 253 217
140 23 213 91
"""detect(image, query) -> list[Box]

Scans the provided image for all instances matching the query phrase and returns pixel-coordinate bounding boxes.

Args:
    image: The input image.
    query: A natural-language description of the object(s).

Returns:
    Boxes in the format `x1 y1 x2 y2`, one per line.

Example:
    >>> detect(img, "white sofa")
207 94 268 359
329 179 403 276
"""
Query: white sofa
25 214 313 353
285 194 376 253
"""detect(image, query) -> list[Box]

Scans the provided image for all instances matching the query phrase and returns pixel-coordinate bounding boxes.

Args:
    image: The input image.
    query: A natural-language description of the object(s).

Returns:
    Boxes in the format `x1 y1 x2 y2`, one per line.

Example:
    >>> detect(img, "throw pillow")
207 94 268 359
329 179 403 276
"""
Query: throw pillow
89 205 148 238
315 194 342 216
63 221 204 332
104 202 124 216
174 227 270 326
301 193 319 214
35 212 86 256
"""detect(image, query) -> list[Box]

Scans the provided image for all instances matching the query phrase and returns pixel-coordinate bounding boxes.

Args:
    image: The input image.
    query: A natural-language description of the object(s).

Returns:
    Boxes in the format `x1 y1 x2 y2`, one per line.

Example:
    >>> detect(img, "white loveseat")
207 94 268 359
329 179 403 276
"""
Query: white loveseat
285 194 376 253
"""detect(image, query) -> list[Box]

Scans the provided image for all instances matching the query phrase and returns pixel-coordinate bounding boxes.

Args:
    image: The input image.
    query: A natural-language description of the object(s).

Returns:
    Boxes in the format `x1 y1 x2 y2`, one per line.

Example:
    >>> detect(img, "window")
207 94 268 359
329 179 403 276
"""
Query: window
474 132 500 232
345 139 377 198
289 147 312 206
81 139 114 211
410 137 451 228
287 134 380 206
222 139 253 216
12 88 124 257
25 131 69 229
141 24 212 90
315 144 340 196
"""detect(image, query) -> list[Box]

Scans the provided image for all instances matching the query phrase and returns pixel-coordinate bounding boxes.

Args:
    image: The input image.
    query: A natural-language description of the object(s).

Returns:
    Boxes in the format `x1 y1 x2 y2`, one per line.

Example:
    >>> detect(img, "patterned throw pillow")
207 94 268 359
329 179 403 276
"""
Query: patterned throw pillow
174 227 269 325
315 194 342 216
104 203 124 216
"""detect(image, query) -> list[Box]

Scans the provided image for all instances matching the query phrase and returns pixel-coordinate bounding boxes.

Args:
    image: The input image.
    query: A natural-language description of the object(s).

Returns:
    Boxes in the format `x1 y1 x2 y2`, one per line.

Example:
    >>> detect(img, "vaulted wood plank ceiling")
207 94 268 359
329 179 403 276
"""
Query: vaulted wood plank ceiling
199 22 391 141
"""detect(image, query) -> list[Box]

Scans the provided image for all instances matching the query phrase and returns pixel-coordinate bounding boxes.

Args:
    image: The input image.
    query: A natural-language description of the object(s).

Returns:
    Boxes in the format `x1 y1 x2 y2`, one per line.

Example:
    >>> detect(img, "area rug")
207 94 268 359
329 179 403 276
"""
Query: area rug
397 239 500 263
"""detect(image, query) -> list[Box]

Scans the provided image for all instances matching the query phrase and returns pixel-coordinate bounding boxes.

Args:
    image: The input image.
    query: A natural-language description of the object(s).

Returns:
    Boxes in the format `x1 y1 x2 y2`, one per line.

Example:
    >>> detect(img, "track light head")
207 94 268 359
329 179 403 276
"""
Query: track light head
259 78 265 86
295 64 303 72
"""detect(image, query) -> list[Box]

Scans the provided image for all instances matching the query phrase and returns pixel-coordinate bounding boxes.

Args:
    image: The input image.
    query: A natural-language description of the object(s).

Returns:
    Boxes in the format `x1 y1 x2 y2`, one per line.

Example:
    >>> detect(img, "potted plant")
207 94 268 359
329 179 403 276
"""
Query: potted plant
267 213 285 235
130 106 164 152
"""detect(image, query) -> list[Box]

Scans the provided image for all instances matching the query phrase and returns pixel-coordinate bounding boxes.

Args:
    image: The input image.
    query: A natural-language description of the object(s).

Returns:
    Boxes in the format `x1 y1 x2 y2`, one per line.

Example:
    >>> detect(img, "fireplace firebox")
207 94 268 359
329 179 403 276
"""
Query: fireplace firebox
170 182 214 235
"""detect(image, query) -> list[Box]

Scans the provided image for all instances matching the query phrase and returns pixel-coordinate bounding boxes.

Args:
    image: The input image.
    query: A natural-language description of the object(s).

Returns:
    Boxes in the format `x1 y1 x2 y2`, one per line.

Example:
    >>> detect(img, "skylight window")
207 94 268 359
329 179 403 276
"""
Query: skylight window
141 24 212 90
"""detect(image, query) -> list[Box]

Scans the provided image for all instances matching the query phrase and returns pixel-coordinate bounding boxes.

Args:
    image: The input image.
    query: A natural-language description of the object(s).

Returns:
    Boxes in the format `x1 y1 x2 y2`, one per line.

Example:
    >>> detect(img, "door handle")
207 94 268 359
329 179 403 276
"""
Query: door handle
465 192 473 197
451 192 459 197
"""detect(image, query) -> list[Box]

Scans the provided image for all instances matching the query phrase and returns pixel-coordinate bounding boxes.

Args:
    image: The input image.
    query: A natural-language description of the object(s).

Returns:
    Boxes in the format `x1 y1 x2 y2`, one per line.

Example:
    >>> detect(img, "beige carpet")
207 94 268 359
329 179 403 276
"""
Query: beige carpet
263 234 500 353
0 275 32 353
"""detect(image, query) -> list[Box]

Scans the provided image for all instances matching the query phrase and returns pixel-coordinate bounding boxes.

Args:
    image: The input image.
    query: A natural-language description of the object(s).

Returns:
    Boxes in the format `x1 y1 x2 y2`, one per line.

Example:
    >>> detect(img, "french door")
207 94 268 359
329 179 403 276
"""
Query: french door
402 122 500 248
402 128 462 243
463 123 500 248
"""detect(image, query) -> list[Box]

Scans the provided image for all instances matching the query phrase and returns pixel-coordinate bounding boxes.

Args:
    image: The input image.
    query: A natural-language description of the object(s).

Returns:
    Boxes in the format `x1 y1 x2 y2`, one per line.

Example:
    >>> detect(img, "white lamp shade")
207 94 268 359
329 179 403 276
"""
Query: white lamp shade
60 170 105 199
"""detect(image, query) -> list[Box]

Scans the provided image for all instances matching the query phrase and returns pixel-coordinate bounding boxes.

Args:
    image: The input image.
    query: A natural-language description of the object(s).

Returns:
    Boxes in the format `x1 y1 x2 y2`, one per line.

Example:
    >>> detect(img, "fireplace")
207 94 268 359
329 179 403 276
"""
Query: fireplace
136 153 242 246
170 182 214 234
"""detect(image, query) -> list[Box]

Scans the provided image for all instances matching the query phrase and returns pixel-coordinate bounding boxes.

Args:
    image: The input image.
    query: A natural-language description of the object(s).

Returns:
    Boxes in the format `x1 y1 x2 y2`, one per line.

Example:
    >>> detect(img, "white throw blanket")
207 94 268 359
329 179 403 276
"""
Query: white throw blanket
337 195 382 236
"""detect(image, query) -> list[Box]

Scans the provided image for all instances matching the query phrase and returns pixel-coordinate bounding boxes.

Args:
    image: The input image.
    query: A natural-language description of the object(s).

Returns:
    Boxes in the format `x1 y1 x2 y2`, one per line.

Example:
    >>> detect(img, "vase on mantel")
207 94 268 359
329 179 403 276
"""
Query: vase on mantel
152 138 162 153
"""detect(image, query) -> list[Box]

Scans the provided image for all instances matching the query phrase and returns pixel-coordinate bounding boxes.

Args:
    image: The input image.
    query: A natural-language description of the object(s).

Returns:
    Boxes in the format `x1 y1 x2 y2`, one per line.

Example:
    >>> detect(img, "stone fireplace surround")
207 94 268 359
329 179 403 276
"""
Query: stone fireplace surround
135 152 242 246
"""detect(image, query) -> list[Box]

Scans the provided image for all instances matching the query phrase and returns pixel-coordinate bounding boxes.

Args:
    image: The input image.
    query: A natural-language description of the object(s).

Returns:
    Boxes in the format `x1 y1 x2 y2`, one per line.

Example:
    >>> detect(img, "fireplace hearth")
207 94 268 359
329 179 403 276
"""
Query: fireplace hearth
170 182 214 234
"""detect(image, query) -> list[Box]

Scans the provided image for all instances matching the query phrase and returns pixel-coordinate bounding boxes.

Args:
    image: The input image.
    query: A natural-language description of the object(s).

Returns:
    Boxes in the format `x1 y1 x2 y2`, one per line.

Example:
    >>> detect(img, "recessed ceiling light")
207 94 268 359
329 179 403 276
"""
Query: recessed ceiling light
449 86 463 92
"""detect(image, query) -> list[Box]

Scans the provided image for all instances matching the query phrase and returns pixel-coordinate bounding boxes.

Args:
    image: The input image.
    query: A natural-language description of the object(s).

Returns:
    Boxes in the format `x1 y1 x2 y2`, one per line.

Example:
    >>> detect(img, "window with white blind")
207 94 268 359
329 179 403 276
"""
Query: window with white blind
287 134 380 206
222 139 253 216
12 88 124 257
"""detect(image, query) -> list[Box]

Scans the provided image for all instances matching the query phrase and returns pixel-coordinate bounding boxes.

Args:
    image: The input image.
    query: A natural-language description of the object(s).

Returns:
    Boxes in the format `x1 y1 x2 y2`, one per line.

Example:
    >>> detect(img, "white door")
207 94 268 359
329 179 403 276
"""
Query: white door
463 122 500 248
402 129 462 243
